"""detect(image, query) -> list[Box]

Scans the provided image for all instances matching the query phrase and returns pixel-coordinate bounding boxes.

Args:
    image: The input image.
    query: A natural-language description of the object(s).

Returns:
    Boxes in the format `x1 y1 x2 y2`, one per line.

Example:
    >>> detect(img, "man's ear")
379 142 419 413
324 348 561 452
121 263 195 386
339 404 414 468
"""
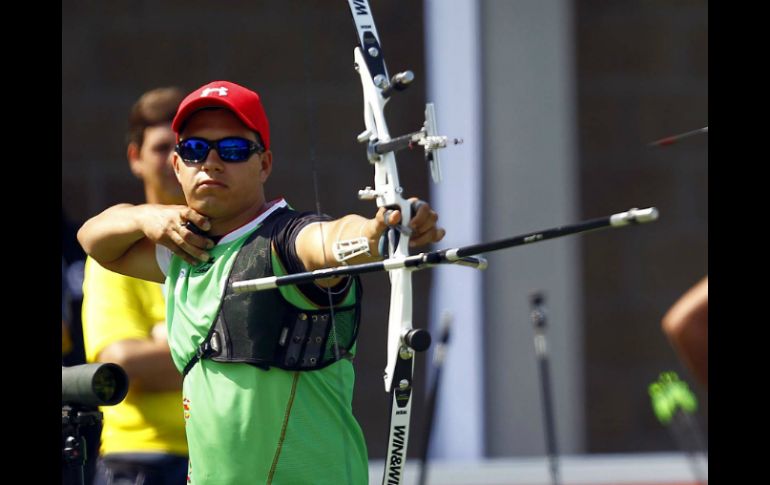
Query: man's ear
260 150 273 183
127 142 143 179
172 153 182 180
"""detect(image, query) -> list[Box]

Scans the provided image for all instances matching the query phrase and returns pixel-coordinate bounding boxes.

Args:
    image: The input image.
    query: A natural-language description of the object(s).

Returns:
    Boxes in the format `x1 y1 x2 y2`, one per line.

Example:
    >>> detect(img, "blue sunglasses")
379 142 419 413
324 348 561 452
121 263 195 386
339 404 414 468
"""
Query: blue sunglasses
175 137 264 164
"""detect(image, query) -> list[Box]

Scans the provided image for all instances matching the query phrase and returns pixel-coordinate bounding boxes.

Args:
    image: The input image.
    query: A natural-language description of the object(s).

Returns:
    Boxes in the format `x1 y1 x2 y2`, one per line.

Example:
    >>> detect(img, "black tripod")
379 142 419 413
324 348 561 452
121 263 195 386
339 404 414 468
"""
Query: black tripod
417 312 453 485
530 292 561 485
62 405 102 485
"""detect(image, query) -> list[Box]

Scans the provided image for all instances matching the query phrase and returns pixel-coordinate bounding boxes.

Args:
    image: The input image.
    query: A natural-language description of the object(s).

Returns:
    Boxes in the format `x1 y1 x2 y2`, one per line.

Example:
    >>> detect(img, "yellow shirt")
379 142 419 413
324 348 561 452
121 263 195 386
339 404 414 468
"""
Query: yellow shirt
82 257 187 456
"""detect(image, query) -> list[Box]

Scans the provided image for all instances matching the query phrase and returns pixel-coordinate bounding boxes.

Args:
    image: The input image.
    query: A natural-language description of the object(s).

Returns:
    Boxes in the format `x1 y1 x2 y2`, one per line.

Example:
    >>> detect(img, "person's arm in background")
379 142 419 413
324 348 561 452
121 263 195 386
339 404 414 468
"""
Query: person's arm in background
661 276 708 389
82 257 181 392
62 258 73 357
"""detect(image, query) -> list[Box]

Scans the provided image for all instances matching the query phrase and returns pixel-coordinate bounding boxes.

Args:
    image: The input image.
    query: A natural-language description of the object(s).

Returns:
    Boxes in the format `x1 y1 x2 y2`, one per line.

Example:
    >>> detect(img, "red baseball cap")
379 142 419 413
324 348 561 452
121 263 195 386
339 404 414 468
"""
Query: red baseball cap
172 80 270 149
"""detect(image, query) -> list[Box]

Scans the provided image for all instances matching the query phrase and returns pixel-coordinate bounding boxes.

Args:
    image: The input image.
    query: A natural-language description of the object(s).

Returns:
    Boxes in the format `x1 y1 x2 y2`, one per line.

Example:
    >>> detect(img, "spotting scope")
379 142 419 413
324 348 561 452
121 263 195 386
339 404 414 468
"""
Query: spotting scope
62 363 129 407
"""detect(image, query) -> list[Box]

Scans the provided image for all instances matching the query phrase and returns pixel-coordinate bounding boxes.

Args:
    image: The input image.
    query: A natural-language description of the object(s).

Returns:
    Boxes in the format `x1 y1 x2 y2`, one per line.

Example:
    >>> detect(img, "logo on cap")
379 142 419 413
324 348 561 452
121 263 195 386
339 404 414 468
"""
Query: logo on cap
201 87 228 97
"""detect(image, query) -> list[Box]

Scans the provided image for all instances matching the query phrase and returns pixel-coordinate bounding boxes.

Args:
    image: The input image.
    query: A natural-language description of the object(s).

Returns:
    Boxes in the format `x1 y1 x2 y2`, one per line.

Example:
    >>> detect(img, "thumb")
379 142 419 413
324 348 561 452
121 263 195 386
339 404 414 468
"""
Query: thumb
381 207 402 228
373 206 402 234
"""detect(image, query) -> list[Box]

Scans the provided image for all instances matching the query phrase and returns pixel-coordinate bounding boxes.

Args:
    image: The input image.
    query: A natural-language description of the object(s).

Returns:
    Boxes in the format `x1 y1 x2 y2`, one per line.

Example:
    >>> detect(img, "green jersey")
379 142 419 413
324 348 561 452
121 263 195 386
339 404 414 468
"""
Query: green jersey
157 200 368 484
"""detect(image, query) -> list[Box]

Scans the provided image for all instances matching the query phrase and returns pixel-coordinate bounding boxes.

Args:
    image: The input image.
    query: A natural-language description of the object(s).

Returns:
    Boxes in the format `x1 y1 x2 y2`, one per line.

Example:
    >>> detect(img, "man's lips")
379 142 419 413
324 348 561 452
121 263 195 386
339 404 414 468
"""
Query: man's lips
196 179 227 189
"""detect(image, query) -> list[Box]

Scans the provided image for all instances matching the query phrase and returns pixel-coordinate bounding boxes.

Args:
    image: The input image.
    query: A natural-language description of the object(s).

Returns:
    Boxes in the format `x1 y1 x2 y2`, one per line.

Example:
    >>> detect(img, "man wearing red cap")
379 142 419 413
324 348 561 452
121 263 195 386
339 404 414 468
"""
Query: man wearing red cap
78 80 445 484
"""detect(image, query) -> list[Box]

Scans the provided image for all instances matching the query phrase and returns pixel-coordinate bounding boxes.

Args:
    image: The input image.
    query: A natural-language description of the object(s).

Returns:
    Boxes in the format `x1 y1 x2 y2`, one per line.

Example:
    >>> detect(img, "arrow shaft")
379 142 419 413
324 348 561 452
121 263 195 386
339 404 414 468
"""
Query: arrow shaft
232 207 659 293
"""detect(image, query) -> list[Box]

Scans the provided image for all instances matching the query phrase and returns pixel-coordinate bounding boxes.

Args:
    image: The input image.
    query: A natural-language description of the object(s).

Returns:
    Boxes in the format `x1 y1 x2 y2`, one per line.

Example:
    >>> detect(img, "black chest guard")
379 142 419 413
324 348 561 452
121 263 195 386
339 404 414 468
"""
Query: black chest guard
183 209 362 376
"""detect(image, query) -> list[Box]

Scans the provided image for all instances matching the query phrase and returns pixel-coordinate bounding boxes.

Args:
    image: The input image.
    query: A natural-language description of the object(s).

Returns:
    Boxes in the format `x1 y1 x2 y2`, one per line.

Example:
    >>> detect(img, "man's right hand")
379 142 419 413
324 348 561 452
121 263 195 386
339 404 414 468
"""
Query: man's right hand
140 204 214 265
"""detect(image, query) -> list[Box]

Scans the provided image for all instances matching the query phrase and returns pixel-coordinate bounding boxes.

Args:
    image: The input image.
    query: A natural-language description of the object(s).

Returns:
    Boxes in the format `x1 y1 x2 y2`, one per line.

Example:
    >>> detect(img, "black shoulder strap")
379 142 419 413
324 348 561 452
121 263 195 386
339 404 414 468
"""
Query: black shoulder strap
183 207 362 376
182 208 297 376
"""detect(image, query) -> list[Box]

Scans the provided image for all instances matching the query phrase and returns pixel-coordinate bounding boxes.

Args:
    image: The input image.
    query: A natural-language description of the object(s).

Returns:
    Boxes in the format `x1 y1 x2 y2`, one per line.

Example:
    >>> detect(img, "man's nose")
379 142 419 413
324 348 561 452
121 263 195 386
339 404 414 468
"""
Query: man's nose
201 148 225 170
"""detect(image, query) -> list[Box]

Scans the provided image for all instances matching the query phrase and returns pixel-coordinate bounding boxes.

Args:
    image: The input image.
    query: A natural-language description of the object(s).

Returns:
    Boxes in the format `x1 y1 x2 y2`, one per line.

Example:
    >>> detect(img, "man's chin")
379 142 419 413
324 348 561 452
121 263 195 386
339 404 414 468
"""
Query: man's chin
188 199 224 218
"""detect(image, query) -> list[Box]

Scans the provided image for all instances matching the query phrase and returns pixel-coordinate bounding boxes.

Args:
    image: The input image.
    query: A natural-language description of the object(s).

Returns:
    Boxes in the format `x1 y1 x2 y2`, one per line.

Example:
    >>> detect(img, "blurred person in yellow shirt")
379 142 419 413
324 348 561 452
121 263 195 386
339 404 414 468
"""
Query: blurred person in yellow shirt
82 87 189 484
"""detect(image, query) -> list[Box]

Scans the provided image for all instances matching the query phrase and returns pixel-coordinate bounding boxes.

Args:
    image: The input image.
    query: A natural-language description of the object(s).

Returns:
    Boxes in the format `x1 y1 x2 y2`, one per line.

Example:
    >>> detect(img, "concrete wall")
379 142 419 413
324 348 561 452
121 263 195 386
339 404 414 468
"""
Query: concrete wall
480 0 583 456
575 1 708 452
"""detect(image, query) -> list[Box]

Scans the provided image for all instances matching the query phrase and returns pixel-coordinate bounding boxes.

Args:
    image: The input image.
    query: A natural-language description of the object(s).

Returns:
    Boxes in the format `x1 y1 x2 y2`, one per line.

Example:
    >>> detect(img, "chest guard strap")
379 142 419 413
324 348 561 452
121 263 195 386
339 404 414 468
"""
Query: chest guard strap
183 209 361 377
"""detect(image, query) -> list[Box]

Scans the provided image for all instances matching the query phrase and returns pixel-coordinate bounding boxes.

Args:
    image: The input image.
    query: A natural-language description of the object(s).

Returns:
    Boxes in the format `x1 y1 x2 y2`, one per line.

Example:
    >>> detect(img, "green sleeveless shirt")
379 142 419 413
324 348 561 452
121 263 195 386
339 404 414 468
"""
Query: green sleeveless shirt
157 200 368 484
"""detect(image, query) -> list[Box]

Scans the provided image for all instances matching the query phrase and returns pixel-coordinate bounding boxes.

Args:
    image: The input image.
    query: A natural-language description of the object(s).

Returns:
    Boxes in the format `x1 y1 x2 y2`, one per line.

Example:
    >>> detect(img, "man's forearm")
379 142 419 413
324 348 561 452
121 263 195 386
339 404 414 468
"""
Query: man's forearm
298 215 381 272
78 204 150 264
295 201 442 274
97 339 182 392
322 215 382 266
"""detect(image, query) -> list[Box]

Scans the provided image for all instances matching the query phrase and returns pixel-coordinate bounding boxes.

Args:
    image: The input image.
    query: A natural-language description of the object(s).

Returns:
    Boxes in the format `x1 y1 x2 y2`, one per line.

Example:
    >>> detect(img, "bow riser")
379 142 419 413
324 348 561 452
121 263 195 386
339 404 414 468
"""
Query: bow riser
354 45 415 396
354 47 409 216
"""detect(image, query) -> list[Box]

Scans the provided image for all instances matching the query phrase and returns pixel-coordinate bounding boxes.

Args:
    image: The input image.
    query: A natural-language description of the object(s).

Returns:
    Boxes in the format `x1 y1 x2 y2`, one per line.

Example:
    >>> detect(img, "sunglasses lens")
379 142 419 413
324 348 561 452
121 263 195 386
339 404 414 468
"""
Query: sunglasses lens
178 139 211 163
177 137 259 163
217 138 253 162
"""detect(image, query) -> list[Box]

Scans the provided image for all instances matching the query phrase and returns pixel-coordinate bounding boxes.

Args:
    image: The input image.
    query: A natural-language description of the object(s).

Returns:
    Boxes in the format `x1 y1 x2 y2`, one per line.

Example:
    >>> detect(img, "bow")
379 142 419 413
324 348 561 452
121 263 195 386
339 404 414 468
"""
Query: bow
344 2 454 483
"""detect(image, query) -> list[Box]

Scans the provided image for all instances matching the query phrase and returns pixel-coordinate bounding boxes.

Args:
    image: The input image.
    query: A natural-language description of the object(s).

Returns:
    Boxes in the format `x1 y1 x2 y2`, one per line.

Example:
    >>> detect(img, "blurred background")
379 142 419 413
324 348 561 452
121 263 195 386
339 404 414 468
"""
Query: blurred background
62 0 707 481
